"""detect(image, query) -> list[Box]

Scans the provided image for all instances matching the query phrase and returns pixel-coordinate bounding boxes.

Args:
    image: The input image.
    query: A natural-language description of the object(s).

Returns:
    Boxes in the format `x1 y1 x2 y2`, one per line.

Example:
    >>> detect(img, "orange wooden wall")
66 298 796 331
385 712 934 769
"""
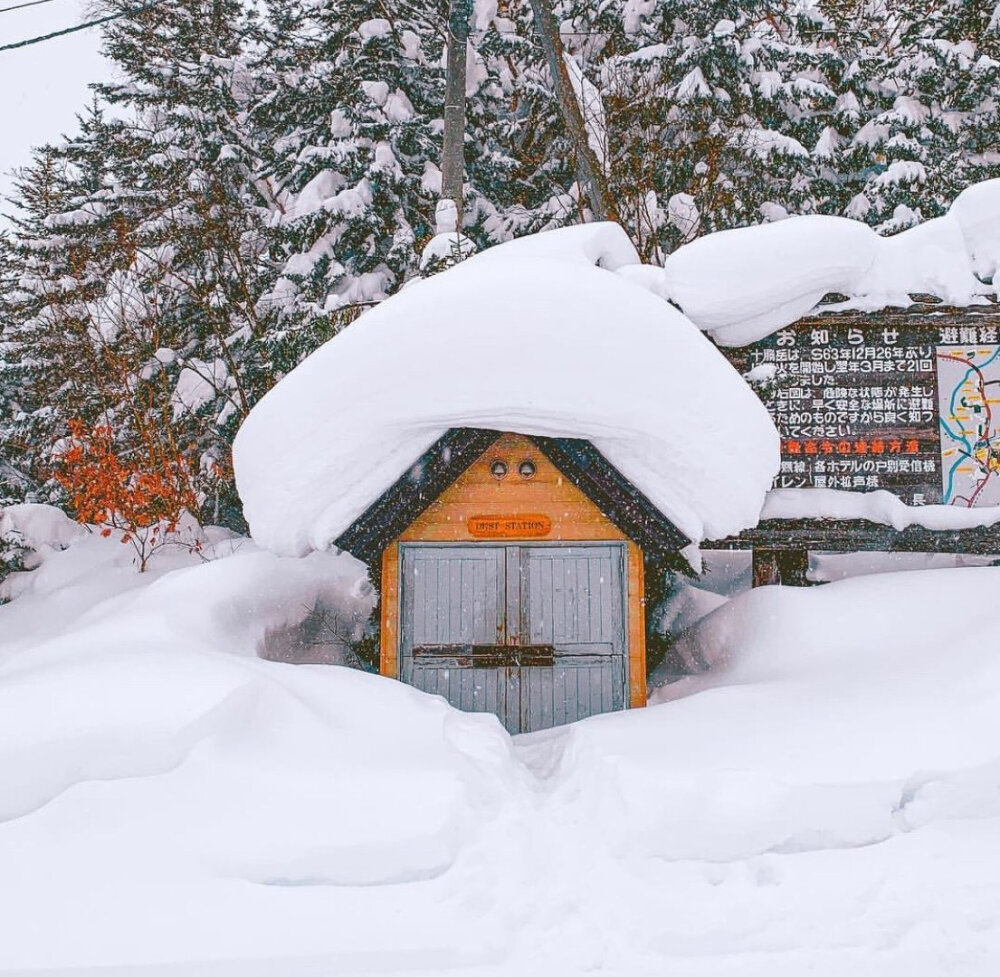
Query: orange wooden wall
380 433 647 707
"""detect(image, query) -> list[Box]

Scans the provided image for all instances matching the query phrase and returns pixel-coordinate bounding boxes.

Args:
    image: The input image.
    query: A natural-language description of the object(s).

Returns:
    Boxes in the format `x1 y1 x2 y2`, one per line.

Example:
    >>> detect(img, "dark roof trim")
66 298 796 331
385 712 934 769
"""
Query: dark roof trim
801 300 1000 326
334 427 690 566
334 428 498 564
529 435 690 558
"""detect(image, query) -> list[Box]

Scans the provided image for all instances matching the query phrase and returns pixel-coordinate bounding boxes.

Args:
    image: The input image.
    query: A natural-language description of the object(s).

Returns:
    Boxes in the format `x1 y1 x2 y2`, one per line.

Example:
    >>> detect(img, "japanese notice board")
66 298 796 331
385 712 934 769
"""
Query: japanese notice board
741 319 1000 507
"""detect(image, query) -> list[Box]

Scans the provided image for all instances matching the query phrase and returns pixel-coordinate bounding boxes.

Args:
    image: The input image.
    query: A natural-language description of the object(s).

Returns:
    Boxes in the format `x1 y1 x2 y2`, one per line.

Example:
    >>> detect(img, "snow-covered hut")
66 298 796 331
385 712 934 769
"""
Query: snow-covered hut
233 224 778 733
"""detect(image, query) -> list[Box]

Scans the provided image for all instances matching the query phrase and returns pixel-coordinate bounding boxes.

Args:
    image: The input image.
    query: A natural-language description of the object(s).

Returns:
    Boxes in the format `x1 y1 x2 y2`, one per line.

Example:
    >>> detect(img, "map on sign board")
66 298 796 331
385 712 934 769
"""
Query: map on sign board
738 320 1000 507
936 345 1000 507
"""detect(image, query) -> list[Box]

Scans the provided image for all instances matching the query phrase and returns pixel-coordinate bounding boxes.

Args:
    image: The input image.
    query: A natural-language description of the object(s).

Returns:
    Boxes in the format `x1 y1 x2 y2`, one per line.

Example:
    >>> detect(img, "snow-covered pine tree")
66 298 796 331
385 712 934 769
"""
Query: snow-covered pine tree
90 0 273 526
250 0 450 356
0 228 33 507
801 0 887 221
1 222 45 581
826 0 1000 230
251 0 609 305
560 0 838 258
1 112 130 505
461 0 585 241
3 1 272 529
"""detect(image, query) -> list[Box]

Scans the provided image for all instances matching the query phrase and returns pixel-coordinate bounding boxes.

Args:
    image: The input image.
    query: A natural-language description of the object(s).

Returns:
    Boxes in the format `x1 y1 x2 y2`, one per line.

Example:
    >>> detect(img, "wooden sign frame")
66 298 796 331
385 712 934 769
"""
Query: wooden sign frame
467 514 553 538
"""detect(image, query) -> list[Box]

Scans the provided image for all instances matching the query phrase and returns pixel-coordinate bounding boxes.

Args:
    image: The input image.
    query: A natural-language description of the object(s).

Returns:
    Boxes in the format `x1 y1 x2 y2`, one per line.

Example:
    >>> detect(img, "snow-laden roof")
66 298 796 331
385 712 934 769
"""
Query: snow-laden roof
661 179 1000 347
233 223 780 557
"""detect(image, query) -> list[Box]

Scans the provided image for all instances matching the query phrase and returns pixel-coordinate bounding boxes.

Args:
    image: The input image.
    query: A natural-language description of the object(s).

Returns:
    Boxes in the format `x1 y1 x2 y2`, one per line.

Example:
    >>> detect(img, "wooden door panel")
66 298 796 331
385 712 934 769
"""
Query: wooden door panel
400 543 627 734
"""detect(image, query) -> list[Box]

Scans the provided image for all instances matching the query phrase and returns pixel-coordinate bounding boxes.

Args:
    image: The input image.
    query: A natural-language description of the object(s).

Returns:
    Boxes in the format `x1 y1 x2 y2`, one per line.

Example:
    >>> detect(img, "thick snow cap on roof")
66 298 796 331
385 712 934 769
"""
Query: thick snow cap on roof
661 178 1000 347
234 223 779 557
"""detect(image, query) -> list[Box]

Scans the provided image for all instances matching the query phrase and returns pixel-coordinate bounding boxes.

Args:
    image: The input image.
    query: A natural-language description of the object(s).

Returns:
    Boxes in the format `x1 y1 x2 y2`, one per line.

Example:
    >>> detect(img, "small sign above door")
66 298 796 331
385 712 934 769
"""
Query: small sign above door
467 514 552 538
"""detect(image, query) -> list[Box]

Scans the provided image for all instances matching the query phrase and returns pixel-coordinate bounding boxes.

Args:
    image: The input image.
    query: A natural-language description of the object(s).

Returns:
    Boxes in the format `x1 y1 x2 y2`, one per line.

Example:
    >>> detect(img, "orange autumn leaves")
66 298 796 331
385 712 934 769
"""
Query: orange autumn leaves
54 421 200 571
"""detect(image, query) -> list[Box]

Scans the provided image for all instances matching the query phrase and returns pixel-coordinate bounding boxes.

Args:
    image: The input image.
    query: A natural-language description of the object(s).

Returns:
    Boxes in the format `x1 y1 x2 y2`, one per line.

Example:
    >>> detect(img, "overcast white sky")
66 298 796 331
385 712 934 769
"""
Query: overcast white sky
1 0 111 213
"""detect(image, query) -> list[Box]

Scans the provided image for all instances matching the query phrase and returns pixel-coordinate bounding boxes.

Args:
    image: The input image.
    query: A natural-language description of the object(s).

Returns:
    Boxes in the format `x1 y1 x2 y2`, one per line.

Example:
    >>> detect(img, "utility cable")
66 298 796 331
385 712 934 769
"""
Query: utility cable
0 0 63 15
0 0 160 52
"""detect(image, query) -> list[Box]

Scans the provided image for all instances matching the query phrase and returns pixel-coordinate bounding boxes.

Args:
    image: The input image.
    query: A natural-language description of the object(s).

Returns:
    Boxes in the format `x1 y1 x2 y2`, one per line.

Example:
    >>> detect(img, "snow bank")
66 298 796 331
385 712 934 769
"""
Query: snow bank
1 503 88 602
234 223 779 555
0 540 531 971
951 179 1000 282
630 567 1000 862
762 486 1000 532
0 502 85 552
851 213 982 309
661 178 1000 346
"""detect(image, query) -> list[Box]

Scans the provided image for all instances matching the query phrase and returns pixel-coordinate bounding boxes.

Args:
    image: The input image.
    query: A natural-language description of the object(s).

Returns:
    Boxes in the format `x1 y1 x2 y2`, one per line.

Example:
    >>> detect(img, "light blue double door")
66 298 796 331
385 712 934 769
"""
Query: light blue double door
399 543 627 734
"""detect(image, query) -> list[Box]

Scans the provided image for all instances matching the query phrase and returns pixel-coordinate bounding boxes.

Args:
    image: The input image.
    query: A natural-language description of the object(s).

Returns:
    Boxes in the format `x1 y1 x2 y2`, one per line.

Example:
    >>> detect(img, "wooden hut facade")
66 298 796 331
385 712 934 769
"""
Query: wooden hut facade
335 428 689 734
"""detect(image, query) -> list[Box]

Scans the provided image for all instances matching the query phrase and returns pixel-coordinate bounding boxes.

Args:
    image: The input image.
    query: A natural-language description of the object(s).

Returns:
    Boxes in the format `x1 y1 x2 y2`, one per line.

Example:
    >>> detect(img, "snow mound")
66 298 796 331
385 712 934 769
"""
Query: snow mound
0 503 85 552
234 223 779 555
661 179 1000 346
951 179 1000 282
419 230 476 269
0 541 530 970
626 567 1000 860
1 503 88 602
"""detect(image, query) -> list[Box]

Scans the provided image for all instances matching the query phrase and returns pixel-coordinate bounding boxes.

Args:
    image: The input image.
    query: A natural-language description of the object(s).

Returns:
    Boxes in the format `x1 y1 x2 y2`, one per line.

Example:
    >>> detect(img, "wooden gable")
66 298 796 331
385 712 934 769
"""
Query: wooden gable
339 428 690 712
399 433 628 545
334 427 689 565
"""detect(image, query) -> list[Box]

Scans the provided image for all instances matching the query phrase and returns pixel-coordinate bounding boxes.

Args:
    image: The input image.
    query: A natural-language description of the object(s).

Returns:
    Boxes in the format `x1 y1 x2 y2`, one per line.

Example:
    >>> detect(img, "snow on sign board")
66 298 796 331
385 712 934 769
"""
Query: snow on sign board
659 180 1000 347
732 312 1000 507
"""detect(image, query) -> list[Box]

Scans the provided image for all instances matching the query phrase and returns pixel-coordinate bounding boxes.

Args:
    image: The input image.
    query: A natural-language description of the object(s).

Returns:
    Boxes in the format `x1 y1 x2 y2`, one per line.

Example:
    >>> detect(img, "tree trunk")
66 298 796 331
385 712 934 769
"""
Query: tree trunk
526 0 618 223
441 0 471 218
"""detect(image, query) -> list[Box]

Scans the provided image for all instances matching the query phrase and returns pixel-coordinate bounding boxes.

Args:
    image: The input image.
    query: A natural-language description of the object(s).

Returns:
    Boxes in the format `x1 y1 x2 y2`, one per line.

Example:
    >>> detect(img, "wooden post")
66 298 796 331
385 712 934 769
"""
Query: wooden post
626 541 646 708
380 543 400 678
752 547 809 587
441 0 471 216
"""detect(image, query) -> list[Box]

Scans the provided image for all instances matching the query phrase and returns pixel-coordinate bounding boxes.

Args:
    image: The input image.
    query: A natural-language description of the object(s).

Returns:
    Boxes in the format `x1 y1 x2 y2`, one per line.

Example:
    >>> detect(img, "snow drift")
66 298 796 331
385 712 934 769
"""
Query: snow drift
661 179 1000 346
3 533 1000 973
234 223 779 556
0 502 85 553
0 536 530 972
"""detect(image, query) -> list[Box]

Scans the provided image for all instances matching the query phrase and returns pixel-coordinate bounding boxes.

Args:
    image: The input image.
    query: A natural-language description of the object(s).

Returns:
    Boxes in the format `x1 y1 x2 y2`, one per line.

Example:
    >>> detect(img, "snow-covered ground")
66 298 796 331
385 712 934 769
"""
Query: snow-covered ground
2 520 999 976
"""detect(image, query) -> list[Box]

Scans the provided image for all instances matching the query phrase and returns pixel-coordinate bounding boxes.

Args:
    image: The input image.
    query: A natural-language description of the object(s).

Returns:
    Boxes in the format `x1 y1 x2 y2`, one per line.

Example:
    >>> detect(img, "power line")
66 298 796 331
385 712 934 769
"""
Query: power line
0 0 62 15
0 0 161 52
